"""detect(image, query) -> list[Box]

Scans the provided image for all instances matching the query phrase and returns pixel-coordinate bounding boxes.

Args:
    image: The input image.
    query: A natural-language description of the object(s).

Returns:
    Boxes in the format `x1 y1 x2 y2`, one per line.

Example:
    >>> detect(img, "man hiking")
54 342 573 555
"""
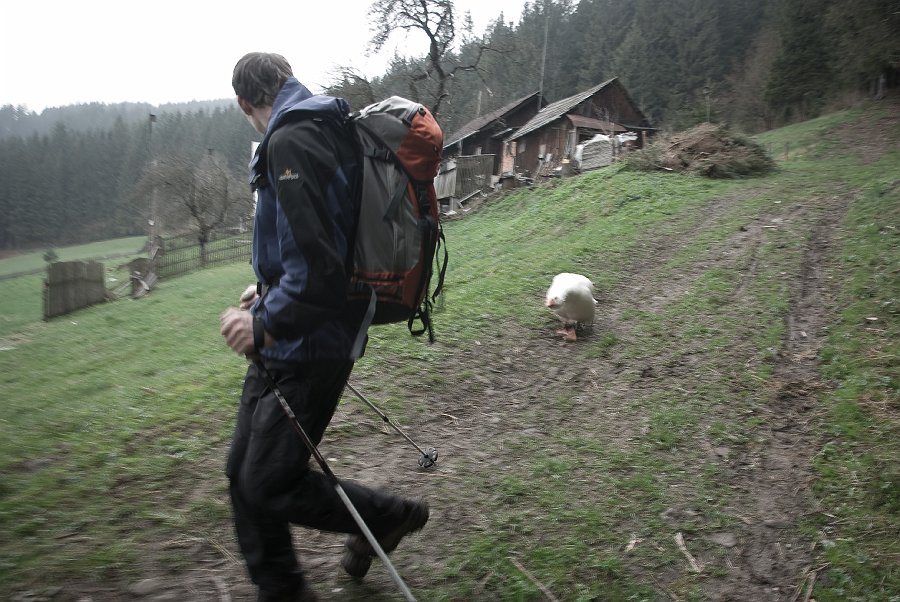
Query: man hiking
219 52 428 602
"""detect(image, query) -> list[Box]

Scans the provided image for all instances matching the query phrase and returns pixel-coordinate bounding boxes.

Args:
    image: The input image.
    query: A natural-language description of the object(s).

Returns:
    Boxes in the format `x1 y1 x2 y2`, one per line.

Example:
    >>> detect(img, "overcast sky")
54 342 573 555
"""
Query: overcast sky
1 0 526 113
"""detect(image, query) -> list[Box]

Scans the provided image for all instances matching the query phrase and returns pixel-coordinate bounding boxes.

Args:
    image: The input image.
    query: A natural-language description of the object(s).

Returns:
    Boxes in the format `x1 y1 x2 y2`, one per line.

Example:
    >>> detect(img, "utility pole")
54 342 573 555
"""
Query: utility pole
148 113 158 243
538 0 549 112
148 112 160 280
702 85 711 123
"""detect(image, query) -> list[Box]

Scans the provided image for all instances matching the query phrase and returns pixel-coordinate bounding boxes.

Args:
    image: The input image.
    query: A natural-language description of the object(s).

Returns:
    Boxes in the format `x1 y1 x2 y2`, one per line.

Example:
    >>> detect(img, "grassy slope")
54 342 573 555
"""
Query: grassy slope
0 101 896 600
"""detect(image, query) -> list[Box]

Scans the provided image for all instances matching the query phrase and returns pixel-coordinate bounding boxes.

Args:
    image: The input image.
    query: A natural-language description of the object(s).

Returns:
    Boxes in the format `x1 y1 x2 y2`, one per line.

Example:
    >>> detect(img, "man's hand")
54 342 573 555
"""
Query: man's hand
239 284 258 310
220 307 255 355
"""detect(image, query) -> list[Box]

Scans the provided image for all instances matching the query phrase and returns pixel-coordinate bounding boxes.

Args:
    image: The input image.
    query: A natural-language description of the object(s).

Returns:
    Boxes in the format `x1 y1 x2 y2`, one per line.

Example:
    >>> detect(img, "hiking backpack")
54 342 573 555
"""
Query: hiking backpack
347 96 447 343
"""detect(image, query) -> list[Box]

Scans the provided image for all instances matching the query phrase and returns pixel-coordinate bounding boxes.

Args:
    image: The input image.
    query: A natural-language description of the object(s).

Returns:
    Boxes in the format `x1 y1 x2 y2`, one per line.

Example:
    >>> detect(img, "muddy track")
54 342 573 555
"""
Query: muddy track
706 195 851 602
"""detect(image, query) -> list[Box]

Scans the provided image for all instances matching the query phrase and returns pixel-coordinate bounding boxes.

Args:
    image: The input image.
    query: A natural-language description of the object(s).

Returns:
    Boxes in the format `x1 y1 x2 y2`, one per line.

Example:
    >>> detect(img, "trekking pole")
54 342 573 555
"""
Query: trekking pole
248 357 417 602
345 381 438 468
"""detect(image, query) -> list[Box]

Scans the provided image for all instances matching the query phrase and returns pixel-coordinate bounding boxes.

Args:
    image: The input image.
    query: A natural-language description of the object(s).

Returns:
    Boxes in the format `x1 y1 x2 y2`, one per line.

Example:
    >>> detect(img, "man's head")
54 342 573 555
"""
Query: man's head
233 52 293 133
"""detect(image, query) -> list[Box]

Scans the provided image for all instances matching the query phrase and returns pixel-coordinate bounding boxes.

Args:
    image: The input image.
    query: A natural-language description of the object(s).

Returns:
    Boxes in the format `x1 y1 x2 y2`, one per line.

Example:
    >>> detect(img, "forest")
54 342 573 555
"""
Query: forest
0 0 896 251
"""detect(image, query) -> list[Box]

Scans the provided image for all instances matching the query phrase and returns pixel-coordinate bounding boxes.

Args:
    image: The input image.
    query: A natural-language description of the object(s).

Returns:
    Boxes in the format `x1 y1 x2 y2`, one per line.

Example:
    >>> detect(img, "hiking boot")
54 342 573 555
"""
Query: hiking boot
341 498 429 579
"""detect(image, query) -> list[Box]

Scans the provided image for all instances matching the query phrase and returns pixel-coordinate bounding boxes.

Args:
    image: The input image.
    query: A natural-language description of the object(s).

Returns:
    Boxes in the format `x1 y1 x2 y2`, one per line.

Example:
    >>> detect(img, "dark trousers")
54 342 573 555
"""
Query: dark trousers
226 359 407 595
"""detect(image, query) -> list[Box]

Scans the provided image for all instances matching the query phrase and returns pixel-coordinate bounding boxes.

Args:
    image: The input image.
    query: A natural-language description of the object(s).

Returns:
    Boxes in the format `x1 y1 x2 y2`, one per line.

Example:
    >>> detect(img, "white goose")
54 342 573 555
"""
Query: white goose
545 272 598 341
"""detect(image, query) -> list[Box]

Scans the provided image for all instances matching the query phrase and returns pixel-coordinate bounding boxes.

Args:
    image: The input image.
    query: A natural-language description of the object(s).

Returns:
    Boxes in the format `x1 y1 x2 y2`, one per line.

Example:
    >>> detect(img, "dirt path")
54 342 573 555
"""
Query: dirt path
705 196 849 601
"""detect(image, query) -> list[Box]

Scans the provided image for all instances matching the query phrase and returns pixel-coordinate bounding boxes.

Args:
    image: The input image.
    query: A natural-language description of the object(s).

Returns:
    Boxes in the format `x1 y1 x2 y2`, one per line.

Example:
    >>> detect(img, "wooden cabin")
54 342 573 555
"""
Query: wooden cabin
506 78 654 177
443 92 546 176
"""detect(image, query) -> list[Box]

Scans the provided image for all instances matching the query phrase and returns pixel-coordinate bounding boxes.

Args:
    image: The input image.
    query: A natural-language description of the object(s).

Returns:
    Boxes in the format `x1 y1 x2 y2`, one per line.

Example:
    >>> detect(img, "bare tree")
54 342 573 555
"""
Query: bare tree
135 150 247 265
368 0 494 117
327 66 378 110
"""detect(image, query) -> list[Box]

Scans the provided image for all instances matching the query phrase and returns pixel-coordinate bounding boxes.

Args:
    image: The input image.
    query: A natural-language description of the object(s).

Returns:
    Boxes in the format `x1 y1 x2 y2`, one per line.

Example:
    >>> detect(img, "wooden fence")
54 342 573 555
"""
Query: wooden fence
436 155 495 210
39 230 251 319
156 230 251 279
43 261 107 320
456 155 494 200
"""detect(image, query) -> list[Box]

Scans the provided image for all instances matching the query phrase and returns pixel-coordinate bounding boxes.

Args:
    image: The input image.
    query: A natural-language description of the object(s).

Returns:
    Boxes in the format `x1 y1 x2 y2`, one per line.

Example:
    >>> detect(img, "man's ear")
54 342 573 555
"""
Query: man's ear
237 97 253 116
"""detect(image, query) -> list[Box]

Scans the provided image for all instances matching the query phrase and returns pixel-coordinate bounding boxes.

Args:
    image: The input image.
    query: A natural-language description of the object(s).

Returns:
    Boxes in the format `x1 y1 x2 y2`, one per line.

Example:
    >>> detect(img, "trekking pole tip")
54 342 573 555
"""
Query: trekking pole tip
418 448 438 468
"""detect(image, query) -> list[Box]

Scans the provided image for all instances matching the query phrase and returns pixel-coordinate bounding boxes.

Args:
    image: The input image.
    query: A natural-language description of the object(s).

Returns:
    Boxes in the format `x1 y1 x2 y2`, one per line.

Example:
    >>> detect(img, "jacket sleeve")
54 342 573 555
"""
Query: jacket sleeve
256 118 357 340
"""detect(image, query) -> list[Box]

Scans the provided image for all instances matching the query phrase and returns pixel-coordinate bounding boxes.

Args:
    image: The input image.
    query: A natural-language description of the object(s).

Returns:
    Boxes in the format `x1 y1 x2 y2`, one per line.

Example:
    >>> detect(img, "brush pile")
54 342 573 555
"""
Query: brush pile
625 123 775 178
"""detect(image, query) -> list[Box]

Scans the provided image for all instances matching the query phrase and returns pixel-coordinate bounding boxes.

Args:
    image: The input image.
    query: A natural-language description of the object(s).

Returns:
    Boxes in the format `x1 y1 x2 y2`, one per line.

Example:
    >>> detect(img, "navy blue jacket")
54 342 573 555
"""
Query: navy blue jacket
249 78 365 362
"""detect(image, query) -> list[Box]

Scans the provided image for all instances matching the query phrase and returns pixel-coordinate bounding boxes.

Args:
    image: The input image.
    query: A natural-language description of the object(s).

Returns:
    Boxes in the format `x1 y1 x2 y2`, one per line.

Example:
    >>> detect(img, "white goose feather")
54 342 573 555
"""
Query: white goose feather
545 273 597 339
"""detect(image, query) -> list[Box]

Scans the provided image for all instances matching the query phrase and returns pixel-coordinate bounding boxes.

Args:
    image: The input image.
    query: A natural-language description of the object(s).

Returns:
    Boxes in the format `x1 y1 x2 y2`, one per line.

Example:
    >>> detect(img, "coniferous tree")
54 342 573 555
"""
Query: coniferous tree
765 0 834 122
481 12 535 101
46 122 73 243
542 0 579 99
613 0 682 125
512 2 558 102
0 105 37 141
718 0 771 73
0 137 29 248
669 0 723 127
724 19 782 133
571 0 636 90
825 0 900 95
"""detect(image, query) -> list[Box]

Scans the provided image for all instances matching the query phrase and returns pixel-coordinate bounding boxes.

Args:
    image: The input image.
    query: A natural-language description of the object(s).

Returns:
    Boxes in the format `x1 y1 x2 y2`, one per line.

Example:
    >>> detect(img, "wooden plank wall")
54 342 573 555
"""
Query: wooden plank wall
43 261 106 320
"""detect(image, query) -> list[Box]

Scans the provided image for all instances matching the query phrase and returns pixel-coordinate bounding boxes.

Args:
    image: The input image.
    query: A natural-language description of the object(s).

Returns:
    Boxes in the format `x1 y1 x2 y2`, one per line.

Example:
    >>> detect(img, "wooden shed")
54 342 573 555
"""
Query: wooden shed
507 78 654 177
443 92 546 176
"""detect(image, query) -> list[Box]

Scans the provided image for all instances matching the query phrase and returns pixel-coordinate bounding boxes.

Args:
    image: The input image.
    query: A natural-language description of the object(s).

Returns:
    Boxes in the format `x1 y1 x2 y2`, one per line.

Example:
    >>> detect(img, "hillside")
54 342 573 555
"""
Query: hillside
1 95 897 601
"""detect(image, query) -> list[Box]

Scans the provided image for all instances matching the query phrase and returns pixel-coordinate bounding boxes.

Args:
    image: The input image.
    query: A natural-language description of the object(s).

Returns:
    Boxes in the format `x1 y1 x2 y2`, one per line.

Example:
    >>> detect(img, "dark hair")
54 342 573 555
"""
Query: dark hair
232 52 293 108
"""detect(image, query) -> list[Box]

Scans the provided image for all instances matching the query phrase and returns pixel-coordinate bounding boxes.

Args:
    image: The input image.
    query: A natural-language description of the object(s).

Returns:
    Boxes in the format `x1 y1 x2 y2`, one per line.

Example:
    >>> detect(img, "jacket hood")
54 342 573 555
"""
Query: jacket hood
267 77 350 130
249 78 350 182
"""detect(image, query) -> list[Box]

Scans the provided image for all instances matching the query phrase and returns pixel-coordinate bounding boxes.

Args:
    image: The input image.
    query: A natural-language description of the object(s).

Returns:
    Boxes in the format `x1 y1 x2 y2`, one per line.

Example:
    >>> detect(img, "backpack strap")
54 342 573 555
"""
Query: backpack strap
357 134 409 223
350 287 377 360
431 226 447 301
411 225 447 343
343 116 374 360
384 173 410 221
408 297 434 343
406 181 440 343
